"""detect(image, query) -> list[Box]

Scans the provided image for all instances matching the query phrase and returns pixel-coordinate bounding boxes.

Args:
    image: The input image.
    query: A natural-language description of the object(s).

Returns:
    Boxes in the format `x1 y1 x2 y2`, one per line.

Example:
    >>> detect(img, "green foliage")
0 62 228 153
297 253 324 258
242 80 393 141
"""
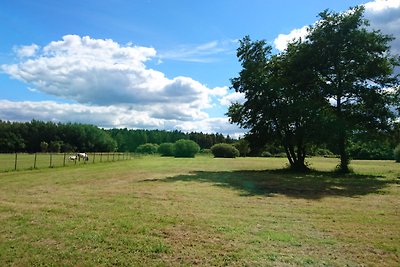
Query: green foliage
158 143 175 157
174 139 200 158
49 141 62 153
0 128 25 152
307 6 399 172
108 128 230 152
394 144 400 162
135 143 159 154
349 141 394 160
308 146 334 157
199 148 212 155
261 151 272 157
229 36 324 171
229 6 399 172
211 143 240 158
0 120 233 153
40 141 48 152
233 139 250 157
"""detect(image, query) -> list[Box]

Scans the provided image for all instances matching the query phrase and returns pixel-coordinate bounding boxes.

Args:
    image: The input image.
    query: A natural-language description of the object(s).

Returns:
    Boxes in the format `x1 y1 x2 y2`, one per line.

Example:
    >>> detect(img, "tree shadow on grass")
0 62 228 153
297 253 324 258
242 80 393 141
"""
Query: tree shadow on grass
149 169 395 200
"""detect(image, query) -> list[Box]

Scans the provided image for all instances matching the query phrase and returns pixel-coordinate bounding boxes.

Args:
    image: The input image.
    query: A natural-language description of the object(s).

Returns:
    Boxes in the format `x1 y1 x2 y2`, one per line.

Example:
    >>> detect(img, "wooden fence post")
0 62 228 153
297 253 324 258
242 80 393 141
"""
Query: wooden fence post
49 153 52 168
14 153 18 171
93 152 95 164
63 153 66 167
34 153 37 169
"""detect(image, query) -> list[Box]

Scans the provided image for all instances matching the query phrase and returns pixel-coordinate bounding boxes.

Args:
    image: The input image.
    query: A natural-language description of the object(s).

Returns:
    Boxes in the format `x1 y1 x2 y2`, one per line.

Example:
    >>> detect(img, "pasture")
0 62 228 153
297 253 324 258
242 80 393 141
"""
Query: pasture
0 156 399 266
0 152 132 172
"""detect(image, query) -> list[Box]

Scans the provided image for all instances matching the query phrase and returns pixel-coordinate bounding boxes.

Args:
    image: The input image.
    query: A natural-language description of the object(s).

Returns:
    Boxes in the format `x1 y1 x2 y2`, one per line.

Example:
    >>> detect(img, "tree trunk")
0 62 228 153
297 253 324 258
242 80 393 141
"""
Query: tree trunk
336 93 350 173
338 133 350 173
285 143 309 172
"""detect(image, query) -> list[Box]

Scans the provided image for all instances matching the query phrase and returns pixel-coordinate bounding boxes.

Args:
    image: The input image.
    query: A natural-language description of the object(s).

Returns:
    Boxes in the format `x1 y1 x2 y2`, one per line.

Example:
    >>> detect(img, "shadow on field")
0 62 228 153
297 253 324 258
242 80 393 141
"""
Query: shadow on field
154 169 394 199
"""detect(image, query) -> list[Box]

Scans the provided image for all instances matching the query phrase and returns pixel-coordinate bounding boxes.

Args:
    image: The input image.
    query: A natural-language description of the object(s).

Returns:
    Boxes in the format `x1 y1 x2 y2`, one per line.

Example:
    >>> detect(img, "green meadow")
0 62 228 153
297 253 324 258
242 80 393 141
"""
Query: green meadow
0 156 399 266
0 152 132 172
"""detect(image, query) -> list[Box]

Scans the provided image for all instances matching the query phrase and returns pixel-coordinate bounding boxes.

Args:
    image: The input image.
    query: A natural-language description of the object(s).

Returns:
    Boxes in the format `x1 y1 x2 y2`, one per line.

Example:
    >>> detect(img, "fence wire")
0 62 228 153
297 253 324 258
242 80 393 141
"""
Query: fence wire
0 152 134 172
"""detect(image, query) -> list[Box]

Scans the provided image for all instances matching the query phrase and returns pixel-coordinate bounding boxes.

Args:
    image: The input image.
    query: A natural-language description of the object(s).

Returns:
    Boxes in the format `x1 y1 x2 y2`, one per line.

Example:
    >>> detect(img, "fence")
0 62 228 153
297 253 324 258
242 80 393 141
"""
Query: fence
0 152 134 172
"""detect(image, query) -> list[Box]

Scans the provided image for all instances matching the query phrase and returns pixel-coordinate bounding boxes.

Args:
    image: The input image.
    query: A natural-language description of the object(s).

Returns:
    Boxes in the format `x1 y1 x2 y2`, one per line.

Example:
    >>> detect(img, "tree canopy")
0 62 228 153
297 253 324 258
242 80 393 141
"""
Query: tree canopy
229 6 399 172
0 120 233 153
308 6 399 172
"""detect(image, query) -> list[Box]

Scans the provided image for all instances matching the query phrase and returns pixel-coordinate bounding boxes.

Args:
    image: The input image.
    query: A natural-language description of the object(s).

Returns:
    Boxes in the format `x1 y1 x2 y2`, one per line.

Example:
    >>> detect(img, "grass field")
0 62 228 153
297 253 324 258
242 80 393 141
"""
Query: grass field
0 156 399 266
0 152 132 172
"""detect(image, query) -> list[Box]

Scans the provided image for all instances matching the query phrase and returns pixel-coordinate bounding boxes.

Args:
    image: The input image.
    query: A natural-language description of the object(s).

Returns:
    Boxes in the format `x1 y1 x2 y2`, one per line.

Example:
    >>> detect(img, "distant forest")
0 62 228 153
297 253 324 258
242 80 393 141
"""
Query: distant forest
0 120 398 160
0 120 234 153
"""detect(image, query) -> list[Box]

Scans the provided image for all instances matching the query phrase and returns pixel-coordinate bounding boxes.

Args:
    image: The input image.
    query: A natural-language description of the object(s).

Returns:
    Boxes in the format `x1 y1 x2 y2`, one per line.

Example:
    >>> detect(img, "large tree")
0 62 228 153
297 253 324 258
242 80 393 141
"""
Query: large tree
228 36 327 171
308 6 399 172
229 6 399 172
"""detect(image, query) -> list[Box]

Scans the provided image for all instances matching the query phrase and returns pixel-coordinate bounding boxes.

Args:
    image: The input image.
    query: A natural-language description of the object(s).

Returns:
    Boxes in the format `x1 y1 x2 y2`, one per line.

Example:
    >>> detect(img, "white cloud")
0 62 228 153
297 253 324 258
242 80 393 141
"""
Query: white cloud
0 35 245 135
219 91 245 106
0 100 160 129
0 100 245 136
364 0 400 55
273 0 400 55
364 0 400 12
1 35 227 122
273 26 309 52
13 44 39 58
209 86 229 97
158 40 237 62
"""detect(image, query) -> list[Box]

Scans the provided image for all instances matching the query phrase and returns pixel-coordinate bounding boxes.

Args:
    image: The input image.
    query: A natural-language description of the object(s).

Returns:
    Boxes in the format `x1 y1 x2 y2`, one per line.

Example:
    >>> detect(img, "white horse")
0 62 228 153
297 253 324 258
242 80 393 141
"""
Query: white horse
77 152 89 161
69 155 77 161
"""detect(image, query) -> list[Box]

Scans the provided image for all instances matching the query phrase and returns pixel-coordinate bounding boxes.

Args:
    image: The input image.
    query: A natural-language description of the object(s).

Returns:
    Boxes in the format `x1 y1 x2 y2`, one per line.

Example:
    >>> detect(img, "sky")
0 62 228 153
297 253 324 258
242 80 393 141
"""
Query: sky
0 0 399 137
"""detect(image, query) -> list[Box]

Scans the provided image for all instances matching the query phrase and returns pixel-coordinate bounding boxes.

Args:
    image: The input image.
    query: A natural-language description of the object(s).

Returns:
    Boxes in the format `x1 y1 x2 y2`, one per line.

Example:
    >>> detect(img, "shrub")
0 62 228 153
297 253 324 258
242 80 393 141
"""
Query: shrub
394 144 400 162
158 143 175 156
135 143 159 154
274 152 287 158
233 139 250 156
349 141 394 160
211 143 240 158
199 148 212 155
174 139 200 158
261 151 272 157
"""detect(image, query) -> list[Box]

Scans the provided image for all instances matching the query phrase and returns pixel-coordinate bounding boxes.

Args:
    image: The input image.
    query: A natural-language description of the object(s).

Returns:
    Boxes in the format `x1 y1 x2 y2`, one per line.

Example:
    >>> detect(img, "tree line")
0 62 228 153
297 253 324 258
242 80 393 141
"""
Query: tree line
0 120 234 153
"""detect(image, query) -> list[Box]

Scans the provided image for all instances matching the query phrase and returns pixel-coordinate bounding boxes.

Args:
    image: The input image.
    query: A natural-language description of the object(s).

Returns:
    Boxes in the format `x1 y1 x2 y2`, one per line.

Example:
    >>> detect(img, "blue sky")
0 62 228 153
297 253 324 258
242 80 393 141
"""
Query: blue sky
1 0 399 136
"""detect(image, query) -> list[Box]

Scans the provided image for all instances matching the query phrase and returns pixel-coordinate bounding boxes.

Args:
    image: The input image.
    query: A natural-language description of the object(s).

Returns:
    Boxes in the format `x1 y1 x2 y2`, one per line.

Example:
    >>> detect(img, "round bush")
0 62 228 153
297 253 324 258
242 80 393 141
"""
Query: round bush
135 143 159 154
174 139 200 158
394 144 400 163
211 143 240 158
261 151 272 157
158 143 175 156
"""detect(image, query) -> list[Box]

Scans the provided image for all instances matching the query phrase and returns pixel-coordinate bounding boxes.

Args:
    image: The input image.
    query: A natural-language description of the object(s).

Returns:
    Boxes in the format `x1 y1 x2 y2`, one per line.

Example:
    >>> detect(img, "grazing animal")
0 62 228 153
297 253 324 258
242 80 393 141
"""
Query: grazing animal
69 155 77 161
77 152 89 161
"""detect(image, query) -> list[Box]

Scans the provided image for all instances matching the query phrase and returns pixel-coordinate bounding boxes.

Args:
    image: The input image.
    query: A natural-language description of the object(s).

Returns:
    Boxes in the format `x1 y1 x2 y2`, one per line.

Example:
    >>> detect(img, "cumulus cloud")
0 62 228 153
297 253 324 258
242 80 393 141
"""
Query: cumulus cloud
364 0 400 11
13 44 39 58
273 0 400 55
219 91 245 106
273 26 309 52
0 35 244 134
1 35 227 122
364 0 400 55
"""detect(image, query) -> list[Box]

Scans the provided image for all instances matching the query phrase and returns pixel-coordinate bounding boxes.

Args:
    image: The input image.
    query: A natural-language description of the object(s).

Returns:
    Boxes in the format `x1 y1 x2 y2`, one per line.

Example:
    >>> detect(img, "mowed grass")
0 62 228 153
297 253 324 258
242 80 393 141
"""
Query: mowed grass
0 156 399 266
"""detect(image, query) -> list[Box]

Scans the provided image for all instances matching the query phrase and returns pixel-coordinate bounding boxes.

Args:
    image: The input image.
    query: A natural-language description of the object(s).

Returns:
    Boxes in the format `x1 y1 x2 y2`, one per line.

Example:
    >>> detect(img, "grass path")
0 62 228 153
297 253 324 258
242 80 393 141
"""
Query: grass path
0 156 399 266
